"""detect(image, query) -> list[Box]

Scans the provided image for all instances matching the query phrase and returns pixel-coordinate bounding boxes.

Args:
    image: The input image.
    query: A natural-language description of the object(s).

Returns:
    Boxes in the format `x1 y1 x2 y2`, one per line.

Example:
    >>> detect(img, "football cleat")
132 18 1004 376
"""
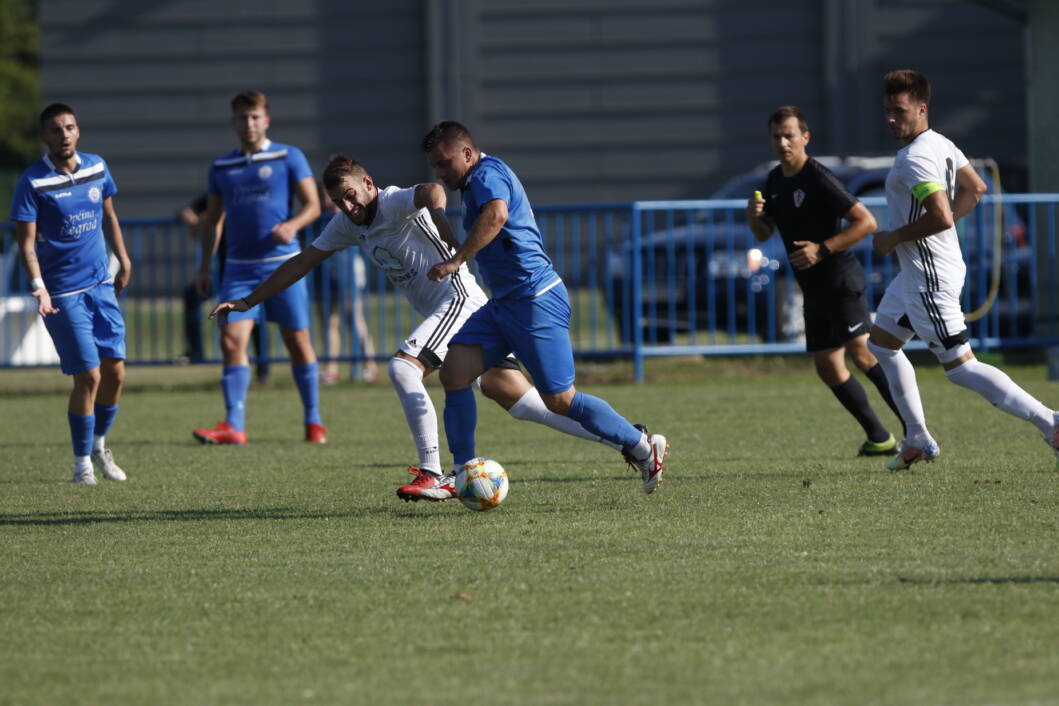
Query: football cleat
858 433 898 457
396 467 455 502
91 447 127 481
623 425 668 495
72 462 97 485
886 439 941 471
192 421 247 445
305 423 328 444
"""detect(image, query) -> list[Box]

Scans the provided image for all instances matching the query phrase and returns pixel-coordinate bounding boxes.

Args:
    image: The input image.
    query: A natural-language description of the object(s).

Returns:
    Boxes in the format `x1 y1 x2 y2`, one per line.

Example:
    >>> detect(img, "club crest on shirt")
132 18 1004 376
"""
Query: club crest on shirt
793 189 805 208
87 186 102 203
257 165 273 180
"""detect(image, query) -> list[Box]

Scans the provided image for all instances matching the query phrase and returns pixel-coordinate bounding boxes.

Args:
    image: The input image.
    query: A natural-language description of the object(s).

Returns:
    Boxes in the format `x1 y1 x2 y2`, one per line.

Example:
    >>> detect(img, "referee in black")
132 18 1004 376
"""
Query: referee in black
747 105 904 456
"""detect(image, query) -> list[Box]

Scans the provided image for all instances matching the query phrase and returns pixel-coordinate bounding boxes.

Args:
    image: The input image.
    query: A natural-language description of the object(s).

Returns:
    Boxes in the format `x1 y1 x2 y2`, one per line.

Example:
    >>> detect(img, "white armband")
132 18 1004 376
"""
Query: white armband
30 277 45 293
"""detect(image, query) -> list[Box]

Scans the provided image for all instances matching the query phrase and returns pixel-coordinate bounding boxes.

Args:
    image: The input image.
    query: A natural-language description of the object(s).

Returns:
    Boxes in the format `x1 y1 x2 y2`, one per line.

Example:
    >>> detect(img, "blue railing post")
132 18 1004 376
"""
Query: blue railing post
630 203 645 383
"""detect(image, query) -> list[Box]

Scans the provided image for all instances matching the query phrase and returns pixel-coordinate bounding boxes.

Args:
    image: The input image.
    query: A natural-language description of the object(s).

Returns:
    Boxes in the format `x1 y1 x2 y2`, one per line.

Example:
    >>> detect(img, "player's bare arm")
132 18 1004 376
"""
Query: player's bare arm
271 176 321 243
101 196 132 294
209 245 331 319
952 164 987 220
427 198 507 282
873 189 954 256
195 194 225 298
746 193 774 242
791 202 877 270
16 220 60 316
414 182 461 251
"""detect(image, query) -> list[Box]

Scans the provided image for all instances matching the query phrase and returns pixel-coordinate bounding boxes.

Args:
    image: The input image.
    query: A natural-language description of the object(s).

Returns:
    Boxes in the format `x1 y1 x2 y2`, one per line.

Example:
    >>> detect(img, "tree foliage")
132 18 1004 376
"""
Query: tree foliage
0 0 39 170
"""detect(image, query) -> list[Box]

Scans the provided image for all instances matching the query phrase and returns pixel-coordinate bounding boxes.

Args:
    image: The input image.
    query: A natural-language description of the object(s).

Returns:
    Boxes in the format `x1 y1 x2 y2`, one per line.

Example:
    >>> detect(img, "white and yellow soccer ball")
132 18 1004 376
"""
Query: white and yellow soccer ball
454 458 509 512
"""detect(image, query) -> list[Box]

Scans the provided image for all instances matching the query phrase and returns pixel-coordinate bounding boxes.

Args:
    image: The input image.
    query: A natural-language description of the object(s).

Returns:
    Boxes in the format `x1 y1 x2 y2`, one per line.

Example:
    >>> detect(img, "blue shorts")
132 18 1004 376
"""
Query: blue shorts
451 281 575 394
221 260 310 331
44 283 126 375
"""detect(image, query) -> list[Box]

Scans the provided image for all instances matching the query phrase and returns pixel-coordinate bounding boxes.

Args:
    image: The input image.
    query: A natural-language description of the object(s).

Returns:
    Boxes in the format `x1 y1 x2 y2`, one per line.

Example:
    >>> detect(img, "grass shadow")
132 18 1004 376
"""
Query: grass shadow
897 576 1059 585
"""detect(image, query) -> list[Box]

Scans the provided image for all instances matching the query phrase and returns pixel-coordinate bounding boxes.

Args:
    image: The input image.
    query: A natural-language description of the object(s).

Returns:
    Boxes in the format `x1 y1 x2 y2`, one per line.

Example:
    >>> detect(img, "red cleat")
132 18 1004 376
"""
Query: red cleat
193 421 247 445
396 467 455 502
305 423 328 444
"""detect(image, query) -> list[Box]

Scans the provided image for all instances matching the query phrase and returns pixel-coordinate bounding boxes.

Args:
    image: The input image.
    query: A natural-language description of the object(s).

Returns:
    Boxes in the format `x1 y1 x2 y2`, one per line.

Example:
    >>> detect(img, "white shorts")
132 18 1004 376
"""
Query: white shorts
399 288 487 369
874 271 971 364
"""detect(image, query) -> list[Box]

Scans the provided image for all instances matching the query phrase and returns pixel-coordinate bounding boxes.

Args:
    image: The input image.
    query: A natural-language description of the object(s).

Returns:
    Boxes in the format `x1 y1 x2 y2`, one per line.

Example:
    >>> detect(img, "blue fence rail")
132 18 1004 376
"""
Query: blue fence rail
3 194 1059 382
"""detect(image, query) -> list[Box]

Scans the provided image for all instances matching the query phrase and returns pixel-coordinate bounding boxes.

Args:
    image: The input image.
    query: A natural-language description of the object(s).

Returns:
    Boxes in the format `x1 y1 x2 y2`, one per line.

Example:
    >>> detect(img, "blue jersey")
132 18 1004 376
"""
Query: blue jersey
460 154 557 299
10 152 117 295
207 139 313 262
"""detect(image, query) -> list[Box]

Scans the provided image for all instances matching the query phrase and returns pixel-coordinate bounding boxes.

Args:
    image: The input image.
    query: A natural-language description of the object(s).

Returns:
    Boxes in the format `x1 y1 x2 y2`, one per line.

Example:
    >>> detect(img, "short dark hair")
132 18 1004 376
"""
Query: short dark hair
39 103 76 128
884 69 931 105
231 90 269 113
322 154 368 190
421 120 477 153
768 106 809 133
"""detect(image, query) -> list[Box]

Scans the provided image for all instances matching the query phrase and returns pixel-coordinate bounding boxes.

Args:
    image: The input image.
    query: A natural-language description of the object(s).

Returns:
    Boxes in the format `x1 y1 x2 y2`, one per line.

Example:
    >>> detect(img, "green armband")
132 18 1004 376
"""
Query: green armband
911 181 943 202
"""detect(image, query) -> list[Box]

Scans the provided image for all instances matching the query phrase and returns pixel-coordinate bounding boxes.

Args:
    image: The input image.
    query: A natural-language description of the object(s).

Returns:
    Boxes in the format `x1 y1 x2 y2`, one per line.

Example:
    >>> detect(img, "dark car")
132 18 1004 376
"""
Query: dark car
605 157 1031 345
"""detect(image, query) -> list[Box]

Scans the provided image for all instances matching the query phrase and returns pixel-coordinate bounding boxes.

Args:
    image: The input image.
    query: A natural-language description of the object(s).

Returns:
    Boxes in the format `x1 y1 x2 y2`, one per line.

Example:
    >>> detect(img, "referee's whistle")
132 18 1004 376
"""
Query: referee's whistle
753 190 763 200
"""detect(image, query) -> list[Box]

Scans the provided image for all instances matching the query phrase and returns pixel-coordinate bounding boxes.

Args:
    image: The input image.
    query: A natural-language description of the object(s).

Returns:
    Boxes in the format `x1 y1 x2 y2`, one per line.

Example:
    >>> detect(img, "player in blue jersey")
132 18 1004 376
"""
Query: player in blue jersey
11 103 132 484
421 121 669 495
192 91 326 445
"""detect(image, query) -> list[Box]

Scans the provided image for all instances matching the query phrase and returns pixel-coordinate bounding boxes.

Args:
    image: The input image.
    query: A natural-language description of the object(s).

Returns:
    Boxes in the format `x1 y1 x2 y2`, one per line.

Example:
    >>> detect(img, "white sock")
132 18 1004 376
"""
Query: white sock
388 357 442 474
868 341 932 444
92 435 105 454
75 455 92 469
629 433 651 460
945 358 1053 435
507 387 621 451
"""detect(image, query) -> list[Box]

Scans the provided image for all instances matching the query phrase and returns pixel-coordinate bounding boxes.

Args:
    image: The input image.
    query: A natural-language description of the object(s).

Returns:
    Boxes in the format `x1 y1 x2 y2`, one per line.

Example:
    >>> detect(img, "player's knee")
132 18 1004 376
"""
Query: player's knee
103 361 126 387
388 356 422 387
73 367 102 392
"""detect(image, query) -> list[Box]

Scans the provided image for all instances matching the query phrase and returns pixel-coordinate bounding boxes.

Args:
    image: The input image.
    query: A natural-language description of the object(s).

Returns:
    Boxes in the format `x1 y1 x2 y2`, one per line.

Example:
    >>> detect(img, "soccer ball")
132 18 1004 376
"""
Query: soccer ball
454 458 509 512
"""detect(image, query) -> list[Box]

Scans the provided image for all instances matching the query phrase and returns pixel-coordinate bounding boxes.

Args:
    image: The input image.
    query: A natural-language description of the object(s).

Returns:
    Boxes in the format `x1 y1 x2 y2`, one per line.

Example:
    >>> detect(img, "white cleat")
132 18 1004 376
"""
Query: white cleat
624 429 668 495
91 448 127 481
72 463 98 485
887 439 941 471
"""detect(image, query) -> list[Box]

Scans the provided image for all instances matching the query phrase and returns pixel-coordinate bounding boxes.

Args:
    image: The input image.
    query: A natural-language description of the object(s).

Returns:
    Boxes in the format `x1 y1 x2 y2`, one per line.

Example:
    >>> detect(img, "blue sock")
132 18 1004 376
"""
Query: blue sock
68 412 94 457
444 387 477 468
93 404 119 438
566 392 643 451
292 362 323 426
222 365 251 431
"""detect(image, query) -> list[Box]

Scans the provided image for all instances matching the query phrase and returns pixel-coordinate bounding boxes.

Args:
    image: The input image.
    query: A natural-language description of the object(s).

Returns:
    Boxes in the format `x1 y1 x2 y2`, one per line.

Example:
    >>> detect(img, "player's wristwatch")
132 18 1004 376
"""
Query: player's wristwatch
817 242 832 259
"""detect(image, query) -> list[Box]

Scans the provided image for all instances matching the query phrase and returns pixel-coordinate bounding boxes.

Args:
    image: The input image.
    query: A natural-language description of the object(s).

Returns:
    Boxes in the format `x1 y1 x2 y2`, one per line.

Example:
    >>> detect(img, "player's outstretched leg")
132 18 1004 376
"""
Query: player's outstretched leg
944 357 1057 468
564 391 668 494
479 368 620 451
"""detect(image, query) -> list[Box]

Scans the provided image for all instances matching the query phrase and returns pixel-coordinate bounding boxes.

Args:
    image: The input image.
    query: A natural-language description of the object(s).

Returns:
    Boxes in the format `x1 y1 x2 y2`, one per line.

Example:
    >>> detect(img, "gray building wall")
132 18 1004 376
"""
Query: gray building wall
40 0 1026 217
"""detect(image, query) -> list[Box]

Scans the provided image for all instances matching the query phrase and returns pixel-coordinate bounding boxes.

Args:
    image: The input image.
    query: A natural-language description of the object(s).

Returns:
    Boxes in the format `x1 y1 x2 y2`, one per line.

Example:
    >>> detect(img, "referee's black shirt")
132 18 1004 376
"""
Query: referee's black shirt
763 158 865 294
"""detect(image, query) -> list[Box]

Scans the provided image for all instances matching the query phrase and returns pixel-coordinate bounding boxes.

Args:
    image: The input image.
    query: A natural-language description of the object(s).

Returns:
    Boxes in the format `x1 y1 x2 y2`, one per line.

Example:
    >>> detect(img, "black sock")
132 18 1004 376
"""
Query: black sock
830 375 889 442
865 363 907 437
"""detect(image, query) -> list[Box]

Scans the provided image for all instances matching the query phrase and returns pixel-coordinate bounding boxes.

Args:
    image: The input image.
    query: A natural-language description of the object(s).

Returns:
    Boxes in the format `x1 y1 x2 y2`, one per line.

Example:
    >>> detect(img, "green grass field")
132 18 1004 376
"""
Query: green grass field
2 358 1059 706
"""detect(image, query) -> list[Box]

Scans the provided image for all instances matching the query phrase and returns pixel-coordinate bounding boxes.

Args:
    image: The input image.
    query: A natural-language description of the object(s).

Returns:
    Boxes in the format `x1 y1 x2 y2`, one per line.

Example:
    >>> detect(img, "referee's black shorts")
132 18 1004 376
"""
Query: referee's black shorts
802 288 873 353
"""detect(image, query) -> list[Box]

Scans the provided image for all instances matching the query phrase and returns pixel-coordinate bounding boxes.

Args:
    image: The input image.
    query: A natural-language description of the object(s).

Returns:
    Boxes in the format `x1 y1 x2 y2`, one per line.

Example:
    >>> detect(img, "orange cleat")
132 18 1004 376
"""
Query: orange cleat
305 422 328 444
193 421 247 445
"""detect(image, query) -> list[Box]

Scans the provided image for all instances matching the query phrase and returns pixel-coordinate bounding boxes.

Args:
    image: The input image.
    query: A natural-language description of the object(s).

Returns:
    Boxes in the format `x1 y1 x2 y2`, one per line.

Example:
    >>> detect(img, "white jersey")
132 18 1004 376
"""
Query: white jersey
885 129 969 292
311 185 484 317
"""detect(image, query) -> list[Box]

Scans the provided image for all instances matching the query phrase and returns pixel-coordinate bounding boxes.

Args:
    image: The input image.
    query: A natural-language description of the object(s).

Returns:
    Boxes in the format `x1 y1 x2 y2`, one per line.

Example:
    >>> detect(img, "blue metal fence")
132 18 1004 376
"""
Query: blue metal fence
3 194 1059 382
